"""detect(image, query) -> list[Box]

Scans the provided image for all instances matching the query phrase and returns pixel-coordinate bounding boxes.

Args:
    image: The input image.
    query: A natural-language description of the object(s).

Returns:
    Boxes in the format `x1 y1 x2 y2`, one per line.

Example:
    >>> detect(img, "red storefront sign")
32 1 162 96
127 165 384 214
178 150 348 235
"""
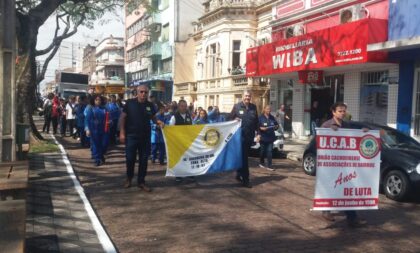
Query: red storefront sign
298 70 323 84
246 19 388 77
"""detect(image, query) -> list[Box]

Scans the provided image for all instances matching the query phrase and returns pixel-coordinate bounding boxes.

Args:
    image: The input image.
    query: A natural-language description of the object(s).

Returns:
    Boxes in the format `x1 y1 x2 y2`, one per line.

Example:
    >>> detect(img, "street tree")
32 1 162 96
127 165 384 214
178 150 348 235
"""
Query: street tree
15 0 148 139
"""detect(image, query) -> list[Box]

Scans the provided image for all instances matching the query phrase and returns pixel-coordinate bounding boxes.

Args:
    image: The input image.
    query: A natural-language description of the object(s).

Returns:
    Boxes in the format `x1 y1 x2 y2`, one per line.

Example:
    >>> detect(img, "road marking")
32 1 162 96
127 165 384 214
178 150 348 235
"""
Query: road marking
51 135 117 253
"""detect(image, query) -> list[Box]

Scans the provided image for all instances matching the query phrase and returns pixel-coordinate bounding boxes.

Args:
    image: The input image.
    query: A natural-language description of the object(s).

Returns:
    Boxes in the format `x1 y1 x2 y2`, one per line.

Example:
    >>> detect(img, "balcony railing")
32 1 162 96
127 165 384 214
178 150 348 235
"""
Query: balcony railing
146 42 162 57
144 12 161 28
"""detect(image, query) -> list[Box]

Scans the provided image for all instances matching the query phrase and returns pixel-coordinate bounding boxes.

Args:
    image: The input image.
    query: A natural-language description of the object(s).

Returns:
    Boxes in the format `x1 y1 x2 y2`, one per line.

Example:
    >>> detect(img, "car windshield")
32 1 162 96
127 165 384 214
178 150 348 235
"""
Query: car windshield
380 128 420 148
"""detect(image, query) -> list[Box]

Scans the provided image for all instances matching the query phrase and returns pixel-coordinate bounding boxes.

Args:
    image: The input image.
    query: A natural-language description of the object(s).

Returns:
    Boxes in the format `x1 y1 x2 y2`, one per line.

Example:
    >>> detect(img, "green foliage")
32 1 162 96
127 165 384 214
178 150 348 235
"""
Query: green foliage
29 140 60 153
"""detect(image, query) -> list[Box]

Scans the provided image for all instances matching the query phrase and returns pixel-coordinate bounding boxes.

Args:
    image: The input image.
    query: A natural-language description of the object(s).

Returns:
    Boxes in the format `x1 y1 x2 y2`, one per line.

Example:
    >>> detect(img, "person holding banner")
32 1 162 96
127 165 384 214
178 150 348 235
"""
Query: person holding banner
169 99 195 182
229 90 259 188
258 105 279 171
320 102 367 227
119 85 164 191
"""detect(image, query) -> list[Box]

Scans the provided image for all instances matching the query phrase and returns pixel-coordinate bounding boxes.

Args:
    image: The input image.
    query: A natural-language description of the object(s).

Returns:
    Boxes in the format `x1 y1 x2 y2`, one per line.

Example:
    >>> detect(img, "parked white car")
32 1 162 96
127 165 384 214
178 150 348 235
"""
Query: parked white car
251 131 284 152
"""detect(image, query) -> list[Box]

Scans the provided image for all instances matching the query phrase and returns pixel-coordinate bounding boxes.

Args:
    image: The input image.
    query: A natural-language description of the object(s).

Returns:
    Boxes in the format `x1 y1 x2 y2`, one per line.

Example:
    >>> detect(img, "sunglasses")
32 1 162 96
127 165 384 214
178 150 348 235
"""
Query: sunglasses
139 90 148 94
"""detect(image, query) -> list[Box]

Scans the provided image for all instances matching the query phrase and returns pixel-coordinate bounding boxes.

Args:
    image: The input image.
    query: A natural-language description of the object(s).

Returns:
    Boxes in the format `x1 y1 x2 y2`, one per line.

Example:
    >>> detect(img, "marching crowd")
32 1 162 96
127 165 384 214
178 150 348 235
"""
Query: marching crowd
41 85 288 185
41 85 365 227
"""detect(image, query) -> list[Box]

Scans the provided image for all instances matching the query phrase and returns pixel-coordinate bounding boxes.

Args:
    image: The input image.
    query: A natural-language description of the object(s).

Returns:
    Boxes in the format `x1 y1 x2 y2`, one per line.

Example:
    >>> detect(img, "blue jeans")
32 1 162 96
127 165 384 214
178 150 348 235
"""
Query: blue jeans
126 135 150 184
151 143 165 163
259 142 273 168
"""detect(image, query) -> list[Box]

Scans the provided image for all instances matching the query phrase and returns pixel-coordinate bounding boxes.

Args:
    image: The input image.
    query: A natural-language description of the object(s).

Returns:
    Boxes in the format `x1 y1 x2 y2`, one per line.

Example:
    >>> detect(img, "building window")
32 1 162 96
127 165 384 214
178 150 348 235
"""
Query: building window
232 40 241 70
359 71 389 125
161 24 169 42
127 16 148 38
206 43 220 78
162 58 172 73
161 0 169 10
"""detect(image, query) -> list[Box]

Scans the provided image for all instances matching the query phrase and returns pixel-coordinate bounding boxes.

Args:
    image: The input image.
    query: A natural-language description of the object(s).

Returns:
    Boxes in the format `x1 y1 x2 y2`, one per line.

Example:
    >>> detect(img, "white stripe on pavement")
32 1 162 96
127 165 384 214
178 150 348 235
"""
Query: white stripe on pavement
51 135 117 253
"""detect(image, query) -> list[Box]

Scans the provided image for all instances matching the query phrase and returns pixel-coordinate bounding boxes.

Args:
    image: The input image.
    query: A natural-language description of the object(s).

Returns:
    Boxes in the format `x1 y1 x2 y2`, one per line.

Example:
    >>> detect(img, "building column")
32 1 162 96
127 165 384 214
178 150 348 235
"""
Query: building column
344 71 361 121
397 61 414 134
0 0 16 161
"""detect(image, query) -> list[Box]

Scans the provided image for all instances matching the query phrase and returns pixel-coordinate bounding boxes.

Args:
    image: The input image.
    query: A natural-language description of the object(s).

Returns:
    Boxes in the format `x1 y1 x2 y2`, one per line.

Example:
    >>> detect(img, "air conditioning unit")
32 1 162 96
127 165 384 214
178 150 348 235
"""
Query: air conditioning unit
284 24 305 39
339 4 365 24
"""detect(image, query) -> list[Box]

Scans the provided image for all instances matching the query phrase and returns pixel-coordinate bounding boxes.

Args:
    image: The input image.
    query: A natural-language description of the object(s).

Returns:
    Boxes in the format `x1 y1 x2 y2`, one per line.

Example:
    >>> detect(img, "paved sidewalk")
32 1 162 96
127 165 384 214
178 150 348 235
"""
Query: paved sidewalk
282 138 309 162
58 135 420 253
25 134 110 253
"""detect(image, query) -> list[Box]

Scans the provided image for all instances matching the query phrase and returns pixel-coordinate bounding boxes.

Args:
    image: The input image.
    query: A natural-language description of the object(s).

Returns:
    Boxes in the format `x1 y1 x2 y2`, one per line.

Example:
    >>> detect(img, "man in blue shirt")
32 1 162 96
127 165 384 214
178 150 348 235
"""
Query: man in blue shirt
229 90 260 188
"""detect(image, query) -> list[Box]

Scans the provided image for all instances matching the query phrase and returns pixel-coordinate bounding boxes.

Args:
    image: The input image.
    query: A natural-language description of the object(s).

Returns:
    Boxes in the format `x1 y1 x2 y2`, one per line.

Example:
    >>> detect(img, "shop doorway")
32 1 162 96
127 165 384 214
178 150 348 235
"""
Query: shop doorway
310 75 344 127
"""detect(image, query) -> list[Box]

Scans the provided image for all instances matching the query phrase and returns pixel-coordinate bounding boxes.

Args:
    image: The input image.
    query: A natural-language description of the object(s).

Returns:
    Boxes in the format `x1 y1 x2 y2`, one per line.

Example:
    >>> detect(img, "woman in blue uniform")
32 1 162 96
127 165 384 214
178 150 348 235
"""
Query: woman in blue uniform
85 95 109 166
151 104 166 165
193 109 209 125
258 105 279 171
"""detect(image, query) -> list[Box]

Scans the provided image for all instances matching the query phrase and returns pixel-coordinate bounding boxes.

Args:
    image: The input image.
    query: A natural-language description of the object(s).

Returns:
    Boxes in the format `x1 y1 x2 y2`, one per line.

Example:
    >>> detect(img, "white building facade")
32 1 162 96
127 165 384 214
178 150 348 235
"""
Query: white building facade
188 0 275 113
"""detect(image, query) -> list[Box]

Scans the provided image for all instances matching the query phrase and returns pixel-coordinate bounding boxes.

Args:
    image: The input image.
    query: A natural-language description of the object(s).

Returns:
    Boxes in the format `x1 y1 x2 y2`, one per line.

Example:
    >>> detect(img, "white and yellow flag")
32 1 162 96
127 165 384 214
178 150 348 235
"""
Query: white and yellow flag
162 121 243 177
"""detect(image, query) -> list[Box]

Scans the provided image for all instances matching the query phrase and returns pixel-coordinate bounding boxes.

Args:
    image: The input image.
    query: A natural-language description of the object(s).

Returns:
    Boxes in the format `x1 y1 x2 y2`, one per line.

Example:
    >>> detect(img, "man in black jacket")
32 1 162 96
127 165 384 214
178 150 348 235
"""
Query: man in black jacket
229 90 260 188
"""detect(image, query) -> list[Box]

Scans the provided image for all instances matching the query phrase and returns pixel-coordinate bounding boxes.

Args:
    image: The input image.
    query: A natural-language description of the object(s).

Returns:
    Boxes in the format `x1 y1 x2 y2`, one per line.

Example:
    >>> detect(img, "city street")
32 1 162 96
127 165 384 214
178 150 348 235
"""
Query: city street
56 136 420 253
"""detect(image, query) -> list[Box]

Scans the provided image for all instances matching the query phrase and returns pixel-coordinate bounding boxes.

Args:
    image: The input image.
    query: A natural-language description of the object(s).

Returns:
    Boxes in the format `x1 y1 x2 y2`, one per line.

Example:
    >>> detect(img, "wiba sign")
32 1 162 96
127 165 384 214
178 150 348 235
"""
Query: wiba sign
246 19 388 77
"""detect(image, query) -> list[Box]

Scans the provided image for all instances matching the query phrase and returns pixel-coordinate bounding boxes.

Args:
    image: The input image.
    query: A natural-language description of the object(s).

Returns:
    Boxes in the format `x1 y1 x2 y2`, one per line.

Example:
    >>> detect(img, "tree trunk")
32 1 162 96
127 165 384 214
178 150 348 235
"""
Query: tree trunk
16 15 44 140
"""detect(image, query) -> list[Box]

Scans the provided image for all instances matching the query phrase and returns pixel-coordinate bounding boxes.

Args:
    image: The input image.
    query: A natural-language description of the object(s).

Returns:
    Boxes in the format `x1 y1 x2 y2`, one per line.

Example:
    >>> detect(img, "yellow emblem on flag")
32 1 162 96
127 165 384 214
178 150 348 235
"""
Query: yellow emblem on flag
203 128 221 147
163 125 205 169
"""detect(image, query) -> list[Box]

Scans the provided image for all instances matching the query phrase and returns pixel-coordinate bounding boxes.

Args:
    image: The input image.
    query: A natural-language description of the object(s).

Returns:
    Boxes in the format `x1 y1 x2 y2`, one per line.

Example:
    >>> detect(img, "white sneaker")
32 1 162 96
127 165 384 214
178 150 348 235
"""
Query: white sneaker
259 164 266 169
266 167 275 171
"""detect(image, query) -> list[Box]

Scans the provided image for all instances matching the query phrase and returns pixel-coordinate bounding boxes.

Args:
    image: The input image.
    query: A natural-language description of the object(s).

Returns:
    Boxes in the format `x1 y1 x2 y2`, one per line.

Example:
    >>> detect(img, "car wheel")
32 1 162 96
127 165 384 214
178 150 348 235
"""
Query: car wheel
303 153 316 176
383 170 411 201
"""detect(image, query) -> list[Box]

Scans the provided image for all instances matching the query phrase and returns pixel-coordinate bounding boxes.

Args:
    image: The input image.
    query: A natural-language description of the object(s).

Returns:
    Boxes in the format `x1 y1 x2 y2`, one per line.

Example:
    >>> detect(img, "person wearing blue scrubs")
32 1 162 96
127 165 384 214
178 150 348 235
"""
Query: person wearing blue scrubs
85 95 109 166
106 95 121 145
151 104 166 165
193 109 209 125
258 105 279 171
75 95 88 147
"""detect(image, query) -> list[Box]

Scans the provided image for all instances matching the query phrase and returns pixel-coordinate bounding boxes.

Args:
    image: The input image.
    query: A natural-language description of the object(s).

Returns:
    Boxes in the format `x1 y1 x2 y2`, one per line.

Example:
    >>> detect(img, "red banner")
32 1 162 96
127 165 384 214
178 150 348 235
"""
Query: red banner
246 19 388 77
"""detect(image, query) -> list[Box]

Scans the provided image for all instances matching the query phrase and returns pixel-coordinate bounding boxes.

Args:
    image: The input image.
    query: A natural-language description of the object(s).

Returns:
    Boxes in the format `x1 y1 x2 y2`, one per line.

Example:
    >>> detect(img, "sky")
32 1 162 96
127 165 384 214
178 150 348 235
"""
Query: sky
37 7 125 92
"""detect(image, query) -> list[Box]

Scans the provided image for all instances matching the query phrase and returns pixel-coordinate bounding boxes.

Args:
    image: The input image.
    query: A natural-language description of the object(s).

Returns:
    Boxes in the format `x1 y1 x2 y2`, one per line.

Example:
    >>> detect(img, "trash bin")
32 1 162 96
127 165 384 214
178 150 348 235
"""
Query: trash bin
16 123 30 160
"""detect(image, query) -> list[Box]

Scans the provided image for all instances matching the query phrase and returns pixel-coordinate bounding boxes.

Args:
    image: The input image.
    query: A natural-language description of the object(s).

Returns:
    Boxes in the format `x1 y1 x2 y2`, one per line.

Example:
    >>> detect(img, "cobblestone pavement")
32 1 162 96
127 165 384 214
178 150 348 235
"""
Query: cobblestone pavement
25 135 108 253
56 135 420 253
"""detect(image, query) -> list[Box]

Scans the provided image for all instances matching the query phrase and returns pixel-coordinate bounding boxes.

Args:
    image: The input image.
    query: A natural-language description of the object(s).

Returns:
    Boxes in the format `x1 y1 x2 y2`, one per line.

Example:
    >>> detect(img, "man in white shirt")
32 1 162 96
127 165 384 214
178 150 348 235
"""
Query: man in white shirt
65 96 77 137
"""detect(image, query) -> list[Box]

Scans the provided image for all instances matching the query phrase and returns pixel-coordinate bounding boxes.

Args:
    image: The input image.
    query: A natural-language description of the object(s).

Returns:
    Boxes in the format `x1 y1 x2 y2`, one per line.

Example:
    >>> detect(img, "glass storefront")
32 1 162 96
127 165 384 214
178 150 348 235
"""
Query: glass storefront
359 71 389 125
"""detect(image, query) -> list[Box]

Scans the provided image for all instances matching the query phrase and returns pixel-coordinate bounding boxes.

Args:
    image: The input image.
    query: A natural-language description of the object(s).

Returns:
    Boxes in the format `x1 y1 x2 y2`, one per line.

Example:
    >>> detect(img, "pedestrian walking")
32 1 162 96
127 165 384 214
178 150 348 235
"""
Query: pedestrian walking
119 85 164 191
85 95 110 166
66 96 77 138
106 95 121 145
42 93 54 133
320 102 368 227
258 105 279 171
75 95 88 147
151 104 166 165
229 90 260 188
276 104 289 135
59 98 67 137
51 96 61 134
169 99 194 182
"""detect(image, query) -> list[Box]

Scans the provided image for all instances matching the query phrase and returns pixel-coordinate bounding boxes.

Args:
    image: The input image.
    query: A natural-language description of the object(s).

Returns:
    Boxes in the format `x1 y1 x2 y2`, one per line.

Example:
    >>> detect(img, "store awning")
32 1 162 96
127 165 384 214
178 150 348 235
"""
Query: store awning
246 18 388 77
368 36 420 52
